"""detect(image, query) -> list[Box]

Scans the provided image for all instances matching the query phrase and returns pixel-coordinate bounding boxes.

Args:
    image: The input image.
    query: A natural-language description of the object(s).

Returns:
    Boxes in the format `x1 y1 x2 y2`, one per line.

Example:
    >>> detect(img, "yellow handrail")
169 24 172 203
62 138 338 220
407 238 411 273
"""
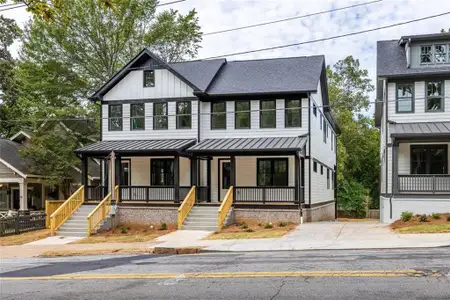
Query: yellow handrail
86 185 118 236
45 200 65 228
177 186 196 229
218 186 233 231
114 185 119 202
50 186 84 235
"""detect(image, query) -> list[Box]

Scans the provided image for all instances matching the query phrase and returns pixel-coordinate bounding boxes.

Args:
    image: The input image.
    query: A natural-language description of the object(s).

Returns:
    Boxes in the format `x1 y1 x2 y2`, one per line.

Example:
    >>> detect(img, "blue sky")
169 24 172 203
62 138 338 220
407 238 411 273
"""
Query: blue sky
3 0 450 113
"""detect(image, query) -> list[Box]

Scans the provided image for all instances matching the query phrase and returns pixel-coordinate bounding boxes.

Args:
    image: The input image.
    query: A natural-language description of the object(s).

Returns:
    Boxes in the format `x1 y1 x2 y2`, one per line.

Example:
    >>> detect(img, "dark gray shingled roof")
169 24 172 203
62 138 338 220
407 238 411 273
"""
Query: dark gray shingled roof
390 122 450 137
377 40 450 78
206 56 324 95
169 59 225 91
75 139 196 155
0 139 31 175
187 136 308 155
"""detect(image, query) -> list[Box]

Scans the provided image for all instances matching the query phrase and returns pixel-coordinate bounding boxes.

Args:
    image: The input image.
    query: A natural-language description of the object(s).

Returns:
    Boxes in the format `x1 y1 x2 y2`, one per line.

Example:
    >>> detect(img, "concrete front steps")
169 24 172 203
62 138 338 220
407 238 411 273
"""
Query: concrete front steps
56 204 95 237
182 205 233 231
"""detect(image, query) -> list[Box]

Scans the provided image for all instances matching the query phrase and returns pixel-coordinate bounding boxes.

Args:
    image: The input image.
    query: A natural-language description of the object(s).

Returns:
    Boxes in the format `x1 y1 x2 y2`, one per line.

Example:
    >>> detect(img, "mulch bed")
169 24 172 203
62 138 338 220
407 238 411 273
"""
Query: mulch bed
390 213 450 230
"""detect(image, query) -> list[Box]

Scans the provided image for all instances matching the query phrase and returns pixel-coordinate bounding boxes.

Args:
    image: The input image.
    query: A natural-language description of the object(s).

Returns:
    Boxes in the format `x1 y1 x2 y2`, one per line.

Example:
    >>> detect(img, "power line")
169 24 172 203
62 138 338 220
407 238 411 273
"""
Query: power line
0 3 23 8
156 0 186 7
203 0 382 36
0 3 25 12
202 11 450 59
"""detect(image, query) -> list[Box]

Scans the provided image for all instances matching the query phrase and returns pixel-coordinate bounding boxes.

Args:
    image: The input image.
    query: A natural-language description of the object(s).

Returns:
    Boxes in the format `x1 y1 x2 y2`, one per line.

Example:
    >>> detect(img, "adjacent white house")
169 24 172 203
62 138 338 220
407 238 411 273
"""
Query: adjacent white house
74 49 339 230
376 32 450 223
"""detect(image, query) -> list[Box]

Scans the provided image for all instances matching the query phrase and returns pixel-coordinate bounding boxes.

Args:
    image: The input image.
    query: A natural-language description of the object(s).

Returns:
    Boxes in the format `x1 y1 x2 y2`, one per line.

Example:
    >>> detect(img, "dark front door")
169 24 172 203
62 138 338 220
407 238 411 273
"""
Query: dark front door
13 189 20 210
220 161 231 201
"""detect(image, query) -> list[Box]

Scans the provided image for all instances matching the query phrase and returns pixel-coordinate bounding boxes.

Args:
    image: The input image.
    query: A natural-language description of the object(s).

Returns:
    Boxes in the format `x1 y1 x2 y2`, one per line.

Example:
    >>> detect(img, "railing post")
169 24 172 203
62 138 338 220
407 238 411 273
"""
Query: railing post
263 188 266 204
432 175 436 194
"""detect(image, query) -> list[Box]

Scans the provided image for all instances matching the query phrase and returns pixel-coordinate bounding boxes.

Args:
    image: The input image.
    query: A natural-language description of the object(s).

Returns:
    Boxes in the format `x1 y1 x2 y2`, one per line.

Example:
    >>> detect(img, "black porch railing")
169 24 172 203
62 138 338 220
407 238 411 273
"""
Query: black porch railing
398 174 450 193
234 186 296 203
0 211 46 237
119 185 192 202
86 185 108 201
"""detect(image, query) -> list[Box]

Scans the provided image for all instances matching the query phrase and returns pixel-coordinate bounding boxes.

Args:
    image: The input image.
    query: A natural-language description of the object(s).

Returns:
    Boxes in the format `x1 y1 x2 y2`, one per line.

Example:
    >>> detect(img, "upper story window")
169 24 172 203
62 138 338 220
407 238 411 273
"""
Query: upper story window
327 169 330 189
313 103 317 116
235 101 251 129
323 120 327 143
426 81 444 112
285 99 301 127
211 102 226 130
108 104 122 131
320 165 324 175
257 158 288 187
420 44 450 65
331 132 334 151
176 101 191 129
313 161 317 172
396 83 414 113
260 100 276 128
320 114 323 130
154 102 168 130
130 103 145 130
143 70 155 87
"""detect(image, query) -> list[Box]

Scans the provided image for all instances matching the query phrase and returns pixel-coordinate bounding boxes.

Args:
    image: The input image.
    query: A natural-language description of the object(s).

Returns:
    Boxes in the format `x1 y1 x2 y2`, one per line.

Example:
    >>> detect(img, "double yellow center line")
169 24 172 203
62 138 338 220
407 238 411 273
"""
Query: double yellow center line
1 269 442 280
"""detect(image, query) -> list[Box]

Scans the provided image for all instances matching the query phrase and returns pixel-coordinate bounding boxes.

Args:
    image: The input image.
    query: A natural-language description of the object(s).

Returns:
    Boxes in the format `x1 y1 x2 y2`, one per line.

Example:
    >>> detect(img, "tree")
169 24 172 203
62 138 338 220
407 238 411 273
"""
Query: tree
0 16 22 137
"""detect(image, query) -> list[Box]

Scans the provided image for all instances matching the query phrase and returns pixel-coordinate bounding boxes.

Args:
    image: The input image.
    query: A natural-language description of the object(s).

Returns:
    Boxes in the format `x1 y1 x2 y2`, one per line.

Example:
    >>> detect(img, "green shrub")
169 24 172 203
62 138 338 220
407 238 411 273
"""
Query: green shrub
246 229 255 233
337 179 369 218
239 222 248 229
119 225 129 234
447 215 450 222
431 213 441 220
159 223 168 230
419 214 429 222
278 221 288 227
400 211 413 222
264 222 273 229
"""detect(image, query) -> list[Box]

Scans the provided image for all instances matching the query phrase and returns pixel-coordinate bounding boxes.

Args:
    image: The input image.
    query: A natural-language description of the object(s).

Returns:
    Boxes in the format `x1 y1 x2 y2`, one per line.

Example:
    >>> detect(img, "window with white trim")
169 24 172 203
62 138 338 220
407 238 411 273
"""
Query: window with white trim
426 81 444 112
420 44 450 65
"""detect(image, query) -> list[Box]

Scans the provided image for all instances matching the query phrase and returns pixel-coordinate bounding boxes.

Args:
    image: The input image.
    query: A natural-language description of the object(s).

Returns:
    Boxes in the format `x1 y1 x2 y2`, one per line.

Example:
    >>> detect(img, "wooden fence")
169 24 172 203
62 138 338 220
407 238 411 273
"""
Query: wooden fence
0 211 46 237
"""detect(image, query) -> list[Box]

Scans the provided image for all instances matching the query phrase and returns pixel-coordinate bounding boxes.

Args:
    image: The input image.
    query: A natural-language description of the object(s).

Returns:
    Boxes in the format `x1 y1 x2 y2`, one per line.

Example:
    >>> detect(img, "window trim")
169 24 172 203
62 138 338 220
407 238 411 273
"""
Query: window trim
425 80 445 113
257 158 289 187
130 103 145 131
395 82 414 113
434 44 448 64
320 165 324 175
410 144 448 175
420 44 434 65
313 161 317 173
234 100 251 129
153 102 168 130
143 70 155 87
285 99 302 128
420 44 450 65
211 101 227 130
150 158 174 186
108 104 122 131
176 101 192 130
259 100 276 129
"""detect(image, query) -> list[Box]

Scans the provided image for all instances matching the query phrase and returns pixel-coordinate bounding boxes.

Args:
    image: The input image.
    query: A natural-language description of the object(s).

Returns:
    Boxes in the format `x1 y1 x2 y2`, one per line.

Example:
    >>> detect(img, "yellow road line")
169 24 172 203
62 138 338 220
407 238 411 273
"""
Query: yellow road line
1 269 438 280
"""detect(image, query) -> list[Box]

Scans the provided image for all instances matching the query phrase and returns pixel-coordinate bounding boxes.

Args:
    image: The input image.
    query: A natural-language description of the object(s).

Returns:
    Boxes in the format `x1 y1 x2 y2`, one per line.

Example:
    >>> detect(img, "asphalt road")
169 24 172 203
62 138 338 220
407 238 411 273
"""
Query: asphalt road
1 248 450 299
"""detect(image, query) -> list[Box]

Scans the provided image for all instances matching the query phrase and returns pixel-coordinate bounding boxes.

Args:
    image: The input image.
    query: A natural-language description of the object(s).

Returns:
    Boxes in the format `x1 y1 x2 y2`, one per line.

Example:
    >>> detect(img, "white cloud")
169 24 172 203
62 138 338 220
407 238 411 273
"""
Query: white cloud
3 0 450 114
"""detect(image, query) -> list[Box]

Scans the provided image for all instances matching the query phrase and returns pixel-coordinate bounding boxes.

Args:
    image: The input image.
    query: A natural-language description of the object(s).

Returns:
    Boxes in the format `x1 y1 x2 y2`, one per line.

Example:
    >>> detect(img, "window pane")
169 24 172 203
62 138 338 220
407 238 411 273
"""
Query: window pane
109 105 122 131
260 100 276 128
420 46 432 64
273 160 288 186
427 81 444 112
154 103 168 129
411 145 448 174
144 70 155 87
151 159 174 186
434 45 447 63
176 102 191 129
396 84 413 112
257 160 272 186
235 101 250 129
131 104 145 130
285 100 301 127
211 102 226 129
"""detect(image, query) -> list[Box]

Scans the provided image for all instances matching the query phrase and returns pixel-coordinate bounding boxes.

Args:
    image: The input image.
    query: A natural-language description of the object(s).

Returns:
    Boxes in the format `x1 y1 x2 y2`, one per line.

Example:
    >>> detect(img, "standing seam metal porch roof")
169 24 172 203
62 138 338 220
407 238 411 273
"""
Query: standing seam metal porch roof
187 136 308 154
75 139 196 154
390 122 450 137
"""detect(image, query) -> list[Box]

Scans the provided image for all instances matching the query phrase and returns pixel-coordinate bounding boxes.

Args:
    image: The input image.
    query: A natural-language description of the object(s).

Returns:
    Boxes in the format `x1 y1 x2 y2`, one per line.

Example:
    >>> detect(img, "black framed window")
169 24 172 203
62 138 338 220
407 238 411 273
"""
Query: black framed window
320 165 324 175
176 101 191 129
153 102 168 130
323 120 327 143
260 100 276 128
235 101 250 129
143 70 155 87
120 160 130 186
411 145 448 174
285 99 301 127
320 114 323 130
130 103 145 130
327 169 330 189
396 83 414 113
313 161 317 172
420 45 432 64
426 81 444 112
211 102 226 129
331 132 334 151
151 159 174 186
257 158 288 187
108 104 122 131
313 103 317 116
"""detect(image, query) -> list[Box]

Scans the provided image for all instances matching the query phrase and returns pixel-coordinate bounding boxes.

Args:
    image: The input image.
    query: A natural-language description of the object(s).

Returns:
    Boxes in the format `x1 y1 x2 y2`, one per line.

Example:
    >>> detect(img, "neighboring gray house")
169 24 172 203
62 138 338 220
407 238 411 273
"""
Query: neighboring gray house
376 32 450 223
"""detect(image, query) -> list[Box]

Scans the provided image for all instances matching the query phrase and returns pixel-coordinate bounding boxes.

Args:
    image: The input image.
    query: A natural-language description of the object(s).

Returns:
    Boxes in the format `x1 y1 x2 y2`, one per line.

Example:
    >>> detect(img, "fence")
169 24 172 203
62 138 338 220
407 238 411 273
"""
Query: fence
0 211 46 237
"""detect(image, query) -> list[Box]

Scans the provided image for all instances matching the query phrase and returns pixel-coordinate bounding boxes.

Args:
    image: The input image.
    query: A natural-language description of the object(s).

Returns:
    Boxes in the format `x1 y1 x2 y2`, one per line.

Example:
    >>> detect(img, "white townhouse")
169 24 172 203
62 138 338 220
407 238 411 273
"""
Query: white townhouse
72 49 339 232
376 32 450 223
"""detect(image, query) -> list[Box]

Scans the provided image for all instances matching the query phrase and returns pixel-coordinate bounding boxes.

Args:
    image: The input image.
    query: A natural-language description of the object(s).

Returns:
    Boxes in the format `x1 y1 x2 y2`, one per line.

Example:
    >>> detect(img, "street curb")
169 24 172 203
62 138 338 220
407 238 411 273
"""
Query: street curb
152 247 202 255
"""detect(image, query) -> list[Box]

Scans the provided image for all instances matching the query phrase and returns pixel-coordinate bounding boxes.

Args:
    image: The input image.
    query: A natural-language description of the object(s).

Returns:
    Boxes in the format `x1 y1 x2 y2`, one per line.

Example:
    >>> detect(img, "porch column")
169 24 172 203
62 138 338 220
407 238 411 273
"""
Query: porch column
392 141 399 194
300 157 305 204
207 157 212 202
230 156 236 200
19 180 28 211
174 155 180 203
294 154 300 204
82 155 89 200
115 155 121 187
190 156 198 201
41 183 45 209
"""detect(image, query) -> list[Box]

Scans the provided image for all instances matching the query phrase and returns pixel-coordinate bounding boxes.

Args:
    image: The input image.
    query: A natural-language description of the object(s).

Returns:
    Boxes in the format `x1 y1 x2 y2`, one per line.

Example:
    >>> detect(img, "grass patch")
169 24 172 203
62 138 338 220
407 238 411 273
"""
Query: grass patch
391 213 450 234
396 224 450 234
0 229 51 246
73 223 176 244
207 221 297 240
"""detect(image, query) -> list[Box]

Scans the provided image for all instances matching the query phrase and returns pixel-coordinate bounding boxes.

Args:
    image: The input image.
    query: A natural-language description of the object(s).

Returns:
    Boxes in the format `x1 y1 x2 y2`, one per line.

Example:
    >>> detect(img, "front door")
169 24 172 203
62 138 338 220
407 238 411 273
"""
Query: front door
219 160 231 201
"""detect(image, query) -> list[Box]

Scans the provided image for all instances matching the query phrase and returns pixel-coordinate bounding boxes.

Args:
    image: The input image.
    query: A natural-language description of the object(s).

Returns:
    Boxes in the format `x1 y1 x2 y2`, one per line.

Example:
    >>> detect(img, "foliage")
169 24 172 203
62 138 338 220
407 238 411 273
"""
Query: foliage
263 222 273 229
119 225 129 234
239 222 248 229
400 211 413 222
441 28 450 33
447 215 450 222
419 214 429 223
159 223 168 230
431 213 441 220
278 221 288 227
327 56 379 213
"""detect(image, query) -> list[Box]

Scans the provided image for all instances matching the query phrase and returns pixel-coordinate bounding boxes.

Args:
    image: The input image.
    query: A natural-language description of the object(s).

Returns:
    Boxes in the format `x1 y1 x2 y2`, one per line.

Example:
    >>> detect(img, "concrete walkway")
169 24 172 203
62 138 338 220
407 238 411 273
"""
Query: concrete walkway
26 236 83 246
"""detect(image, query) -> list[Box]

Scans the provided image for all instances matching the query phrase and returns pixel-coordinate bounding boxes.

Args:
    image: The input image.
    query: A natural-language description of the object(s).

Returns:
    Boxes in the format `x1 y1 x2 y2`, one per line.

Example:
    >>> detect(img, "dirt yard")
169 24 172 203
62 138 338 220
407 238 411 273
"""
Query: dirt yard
0 229 51 246
207 220 297 240
391 213 450 234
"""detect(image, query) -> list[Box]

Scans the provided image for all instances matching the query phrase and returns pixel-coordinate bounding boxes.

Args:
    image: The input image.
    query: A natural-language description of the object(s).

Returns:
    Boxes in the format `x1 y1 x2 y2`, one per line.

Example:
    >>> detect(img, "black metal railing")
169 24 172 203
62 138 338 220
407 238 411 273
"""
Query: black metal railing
398 174 450 193
86 185 108 201
234 186 296 203
0 211 46 237
119 186 176 202
197 186 210 202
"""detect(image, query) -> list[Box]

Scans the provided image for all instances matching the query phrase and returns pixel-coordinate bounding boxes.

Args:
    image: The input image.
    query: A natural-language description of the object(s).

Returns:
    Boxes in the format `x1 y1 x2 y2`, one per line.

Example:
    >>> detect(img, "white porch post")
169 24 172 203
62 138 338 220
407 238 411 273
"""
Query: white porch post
19 180 28 211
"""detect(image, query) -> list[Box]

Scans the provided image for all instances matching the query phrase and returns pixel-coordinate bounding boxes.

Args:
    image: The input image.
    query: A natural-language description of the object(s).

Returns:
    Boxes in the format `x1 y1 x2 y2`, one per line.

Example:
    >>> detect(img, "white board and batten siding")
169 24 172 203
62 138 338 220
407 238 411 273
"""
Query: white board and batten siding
102 69 198 141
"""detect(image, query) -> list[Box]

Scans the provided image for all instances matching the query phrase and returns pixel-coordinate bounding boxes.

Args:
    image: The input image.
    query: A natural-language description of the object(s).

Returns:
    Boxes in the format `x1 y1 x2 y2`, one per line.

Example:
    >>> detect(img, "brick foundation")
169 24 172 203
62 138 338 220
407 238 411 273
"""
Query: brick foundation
116 206 178 225
233 208 301 224
303 202 335 222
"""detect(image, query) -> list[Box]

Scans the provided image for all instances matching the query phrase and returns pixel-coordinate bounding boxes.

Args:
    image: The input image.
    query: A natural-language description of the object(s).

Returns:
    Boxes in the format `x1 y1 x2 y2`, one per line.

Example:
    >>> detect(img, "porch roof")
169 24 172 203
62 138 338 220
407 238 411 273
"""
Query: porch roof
74 139 196 155
187 136 308 155
390 122 450 139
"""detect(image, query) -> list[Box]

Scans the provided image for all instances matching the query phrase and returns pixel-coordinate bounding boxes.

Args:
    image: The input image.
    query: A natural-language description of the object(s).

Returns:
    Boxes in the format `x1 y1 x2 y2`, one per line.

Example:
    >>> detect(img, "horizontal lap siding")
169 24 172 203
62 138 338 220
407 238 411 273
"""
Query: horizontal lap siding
0 162 21 179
